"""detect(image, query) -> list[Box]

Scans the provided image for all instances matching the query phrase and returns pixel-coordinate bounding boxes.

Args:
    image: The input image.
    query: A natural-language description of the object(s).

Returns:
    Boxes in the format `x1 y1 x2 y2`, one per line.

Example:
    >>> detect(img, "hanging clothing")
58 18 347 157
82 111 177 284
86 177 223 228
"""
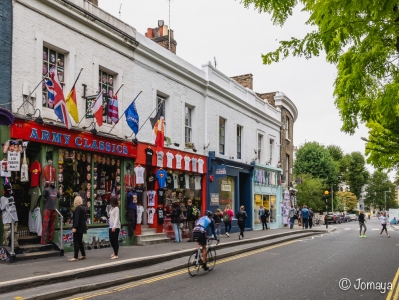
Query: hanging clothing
29 207 42 236
127 208 137 237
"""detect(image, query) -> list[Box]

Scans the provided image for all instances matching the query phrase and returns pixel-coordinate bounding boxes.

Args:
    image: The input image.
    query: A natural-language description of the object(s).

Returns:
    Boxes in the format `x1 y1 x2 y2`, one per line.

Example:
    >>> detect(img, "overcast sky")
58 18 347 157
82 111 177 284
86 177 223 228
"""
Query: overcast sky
99 0 374 172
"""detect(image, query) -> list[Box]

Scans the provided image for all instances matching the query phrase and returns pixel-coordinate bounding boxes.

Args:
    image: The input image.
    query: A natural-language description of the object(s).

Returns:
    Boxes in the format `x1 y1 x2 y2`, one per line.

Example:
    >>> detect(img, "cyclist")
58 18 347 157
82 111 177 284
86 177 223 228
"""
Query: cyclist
193 210 218 271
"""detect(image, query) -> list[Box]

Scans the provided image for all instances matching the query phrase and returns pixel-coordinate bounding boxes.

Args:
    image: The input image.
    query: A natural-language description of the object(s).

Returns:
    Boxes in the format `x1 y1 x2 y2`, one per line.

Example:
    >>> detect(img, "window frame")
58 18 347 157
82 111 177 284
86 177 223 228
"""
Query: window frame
237 125 242 159
219 117 226 155
42 46 65 109
185 106 192 144
285 154 289 179
285 117 289 139
269 139 274 163
258 134 263 161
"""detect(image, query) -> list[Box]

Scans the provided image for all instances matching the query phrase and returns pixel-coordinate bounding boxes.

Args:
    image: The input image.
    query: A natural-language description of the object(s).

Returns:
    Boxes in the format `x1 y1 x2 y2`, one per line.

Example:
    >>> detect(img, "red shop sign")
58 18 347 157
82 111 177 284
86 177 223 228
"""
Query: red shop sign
11 119 137 158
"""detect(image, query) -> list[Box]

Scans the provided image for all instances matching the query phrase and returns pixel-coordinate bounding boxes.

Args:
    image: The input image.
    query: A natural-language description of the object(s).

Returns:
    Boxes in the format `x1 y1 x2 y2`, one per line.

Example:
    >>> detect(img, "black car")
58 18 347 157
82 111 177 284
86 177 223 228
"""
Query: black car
324 213 337 224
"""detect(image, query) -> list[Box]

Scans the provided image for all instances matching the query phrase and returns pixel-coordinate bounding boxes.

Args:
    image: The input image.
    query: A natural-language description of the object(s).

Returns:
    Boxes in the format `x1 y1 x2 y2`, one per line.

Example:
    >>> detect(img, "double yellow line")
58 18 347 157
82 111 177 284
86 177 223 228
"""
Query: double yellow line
70 240 297 300
387 268 399 300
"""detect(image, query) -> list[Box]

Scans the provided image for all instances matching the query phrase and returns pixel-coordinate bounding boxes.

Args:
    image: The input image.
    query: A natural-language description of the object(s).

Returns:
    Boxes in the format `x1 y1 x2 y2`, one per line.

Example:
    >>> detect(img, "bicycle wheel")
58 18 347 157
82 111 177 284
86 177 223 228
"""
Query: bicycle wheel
207 248 216 271
188 250 201 277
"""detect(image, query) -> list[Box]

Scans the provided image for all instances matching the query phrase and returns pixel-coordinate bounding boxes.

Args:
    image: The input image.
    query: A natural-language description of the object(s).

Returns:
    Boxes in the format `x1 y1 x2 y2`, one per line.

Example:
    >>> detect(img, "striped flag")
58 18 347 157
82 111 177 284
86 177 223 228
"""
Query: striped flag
50 66 72 129
65 84 79 123
92 89 104 127
108 94 119 124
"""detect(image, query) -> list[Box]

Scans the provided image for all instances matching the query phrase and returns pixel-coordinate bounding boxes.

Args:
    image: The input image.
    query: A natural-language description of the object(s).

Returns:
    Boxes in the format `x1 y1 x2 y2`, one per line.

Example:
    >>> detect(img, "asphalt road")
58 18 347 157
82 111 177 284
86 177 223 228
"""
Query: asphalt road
67 218 399 300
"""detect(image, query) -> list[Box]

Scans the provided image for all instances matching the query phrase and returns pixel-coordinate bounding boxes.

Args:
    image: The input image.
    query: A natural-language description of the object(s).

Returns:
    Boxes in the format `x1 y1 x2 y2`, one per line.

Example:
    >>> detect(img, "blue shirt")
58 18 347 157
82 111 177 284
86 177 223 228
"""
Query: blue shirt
127 191 137 209
156 169 168 188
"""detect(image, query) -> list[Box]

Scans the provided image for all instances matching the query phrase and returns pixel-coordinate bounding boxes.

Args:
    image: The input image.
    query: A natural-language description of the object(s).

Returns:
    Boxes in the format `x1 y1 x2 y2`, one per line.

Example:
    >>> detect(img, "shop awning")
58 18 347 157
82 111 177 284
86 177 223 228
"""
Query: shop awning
0 108 15 126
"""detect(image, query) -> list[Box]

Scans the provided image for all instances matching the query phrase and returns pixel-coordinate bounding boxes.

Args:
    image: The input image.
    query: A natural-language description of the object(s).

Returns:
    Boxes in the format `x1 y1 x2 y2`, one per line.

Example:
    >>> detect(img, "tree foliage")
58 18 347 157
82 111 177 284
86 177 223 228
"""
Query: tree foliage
294 142 337 185
345 152 369 199
337 191 358 212
238 0 399 168
295 174 326 211
364 171 397 211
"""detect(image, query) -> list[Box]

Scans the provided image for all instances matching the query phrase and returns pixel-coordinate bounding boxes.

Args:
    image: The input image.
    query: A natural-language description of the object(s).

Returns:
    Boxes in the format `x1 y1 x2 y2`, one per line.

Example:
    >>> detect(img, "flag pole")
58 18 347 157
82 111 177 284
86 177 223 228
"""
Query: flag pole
76 88 103 127
114 83 124 97
127 98 164 138
16 70 49 114
70 68 84 91
108 90 142 133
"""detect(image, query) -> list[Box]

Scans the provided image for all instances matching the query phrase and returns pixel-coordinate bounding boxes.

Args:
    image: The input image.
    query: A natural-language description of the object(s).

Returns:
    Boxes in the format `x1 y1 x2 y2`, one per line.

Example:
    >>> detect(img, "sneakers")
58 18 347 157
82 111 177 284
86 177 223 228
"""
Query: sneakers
238 234 241 240
226 233 230 237
362 235 367 238
388 235 391 238
202 263 209 271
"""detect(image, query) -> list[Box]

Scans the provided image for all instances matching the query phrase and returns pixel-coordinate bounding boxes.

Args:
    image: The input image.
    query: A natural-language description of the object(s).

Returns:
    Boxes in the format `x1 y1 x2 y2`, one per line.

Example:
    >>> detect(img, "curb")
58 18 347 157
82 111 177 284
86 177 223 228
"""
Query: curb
0 229 327 296
21 231 322 300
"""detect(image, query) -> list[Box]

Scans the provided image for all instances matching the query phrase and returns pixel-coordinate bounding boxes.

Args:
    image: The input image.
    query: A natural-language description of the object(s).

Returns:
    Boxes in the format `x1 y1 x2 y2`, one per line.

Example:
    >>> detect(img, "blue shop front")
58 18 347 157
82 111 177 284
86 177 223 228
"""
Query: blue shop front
252 163 283 230
206 152 253 234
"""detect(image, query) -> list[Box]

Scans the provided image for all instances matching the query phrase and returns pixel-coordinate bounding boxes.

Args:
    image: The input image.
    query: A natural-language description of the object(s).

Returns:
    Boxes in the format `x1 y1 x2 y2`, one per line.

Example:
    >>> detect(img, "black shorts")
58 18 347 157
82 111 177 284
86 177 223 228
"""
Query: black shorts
193 231 206 246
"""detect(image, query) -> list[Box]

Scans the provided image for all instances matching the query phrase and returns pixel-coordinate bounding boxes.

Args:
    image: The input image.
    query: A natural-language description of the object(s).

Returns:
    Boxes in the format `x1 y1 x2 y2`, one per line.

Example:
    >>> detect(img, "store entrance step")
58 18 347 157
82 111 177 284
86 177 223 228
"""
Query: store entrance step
135 237 171 246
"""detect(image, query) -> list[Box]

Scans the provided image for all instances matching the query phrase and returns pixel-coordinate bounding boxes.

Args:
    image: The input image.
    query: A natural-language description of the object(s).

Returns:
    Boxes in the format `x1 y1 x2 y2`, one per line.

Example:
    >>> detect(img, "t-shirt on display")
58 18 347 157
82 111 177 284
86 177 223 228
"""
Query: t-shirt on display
175 154 183 169
147 173 156 190
156 151 164 168
157 188 166 205
191 157 197 172
147 190 156 206
156 169 168 188
145 148 154 166
166 152 174 168
134 166 145 184
184 156 191 171
147 207 156 224
197 158 204 174
137 205 144 224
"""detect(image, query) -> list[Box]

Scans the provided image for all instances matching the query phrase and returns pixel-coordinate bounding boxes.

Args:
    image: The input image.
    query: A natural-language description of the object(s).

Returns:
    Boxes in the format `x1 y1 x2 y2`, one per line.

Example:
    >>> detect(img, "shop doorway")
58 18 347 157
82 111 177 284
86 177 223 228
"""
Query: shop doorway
238 172 251 228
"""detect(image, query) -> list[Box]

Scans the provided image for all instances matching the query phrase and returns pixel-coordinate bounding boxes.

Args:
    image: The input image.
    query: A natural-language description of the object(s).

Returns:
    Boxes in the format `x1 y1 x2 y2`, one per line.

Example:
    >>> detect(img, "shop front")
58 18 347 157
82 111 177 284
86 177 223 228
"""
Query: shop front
207 151 253 234
134 143 207 241
5 119 137 252
252 163 282 230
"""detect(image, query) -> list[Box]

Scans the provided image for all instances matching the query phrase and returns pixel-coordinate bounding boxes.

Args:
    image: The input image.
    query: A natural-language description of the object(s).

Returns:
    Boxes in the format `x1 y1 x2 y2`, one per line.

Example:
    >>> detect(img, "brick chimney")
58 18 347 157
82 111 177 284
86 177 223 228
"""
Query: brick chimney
86 0 98 5
231 74 253 90
257 92 276 107
145 21 177 54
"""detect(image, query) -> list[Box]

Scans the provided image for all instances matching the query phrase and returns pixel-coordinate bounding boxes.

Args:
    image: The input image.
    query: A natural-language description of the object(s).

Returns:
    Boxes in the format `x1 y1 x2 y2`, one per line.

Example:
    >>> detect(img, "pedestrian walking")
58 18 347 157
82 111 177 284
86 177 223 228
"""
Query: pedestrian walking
301 205 310 229
108 196 121 259
69 196 87 262
236 206 248 240
308 208 314 229
186 199 197 242
379 212 390 237
258 205 268 230
295 205 301 227
223 204 234 237
358 210 367 238
214 209 223 238
170 202 182 242
368 212 370 219
289 206 296 229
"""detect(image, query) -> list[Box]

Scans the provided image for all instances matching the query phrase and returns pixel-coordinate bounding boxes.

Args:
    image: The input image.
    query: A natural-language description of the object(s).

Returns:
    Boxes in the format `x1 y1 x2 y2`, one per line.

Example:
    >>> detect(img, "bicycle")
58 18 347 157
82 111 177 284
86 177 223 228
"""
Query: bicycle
188 237 219 277
313 218 320 227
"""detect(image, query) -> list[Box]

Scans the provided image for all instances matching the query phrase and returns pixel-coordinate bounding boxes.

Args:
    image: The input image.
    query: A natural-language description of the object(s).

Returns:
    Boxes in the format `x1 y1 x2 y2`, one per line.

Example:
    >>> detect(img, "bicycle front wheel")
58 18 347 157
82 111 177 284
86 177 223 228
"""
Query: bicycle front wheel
207 248 216 271
188 250 201 277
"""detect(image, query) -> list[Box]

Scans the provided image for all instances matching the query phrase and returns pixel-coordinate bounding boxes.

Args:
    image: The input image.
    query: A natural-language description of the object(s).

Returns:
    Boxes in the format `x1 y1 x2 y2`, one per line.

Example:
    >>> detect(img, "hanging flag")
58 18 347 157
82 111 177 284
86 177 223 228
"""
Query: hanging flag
92 89 104 127
108 94 119 124
45 79 54 107
65 84 79 123
50 66 72 129
150 101 165 151
125 100 139 134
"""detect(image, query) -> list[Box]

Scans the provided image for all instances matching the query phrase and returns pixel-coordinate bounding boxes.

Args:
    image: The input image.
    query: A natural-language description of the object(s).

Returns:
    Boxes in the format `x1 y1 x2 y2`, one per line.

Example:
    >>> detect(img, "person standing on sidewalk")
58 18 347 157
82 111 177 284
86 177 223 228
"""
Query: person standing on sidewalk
358 210 367 238
379 211 390 238
295 205 301 227
258 205 268 230
214 209 223 238
236 206 248 240
170 202 182 242
289 206 296 229
223 205 234 237
41 182 60 244
301 205 310 229
186 199 196 242
108 196 121 259
308 208 314 229
69 196 87 262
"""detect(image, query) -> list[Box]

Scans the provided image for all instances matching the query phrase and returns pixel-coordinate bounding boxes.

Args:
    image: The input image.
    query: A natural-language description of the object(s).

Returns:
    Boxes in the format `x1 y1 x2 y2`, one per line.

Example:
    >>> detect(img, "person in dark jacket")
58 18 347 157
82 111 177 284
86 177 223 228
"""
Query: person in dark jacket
213 208 223 238
258 205 268 230
170 202 182 242
186 199 196 242
236 206 248 240
69 196 87 262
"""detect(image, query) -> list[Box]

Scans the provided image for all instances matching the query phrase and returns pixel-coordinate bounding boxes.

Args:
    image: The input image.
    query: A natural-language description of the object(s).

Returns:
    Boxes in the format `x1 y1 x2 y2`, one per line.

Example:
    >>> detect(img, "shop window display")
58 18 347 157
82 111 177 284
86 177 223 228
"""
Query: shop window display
218 176 234 211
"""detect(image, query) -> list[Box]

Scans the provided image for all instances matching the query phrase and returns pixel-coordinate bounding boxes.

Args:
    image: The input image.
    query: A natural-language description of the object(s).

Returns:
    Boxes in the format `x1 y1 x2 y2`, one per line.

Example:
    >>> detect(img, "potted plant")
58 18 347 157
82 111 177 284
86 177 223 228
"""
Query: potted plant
185 142 194 149
164 136 172 146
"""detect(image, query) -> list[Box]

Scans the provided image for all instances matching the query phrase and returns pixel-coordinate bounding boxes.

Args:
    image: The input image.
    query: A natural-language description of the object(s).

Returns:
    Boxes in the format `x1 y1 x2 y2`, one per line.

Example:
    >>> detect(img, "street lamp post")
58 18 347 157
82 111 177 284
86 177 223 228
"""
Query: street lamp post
324 190 329 229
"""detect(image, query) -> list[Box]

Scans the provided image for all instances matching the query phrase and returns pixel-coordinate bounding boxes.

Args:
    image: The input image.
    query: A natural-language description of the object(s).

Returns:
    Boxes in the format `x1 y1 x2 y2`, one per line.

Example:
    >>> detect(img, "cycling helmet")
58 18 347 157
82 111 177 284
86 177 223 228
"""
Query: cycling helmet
205 210 213 218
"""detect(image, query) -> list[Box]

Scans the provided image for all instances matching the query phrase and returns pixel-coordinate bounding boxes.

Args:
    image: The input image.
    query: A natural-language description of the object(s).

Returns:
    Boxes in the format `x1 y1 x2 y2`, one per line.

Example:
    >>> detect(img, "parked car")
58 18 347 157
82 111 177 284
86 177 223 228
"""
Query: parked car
324 213 337 224
348 214 358 221
343 214 351 222
335 213 346 224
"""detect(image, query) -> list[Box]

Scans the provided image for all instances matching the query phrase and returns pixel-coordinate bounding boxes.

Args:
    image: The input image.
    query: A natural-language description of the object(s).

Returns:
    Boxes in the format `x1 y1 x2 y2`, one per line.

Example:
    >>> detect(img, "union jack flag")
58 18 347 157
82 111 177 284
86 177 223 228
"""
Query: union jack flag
49 66 72 129
119 229 128 238
62 232 73 244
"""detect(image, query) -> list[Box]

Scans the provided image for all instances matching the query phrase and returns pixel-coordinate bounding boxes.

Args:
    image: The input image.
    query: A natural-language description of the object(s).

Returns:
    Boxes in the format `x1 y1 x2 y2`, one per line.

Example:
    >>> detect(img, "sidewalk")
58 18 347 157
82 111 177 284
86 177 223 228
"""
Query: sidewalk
0 226 333 297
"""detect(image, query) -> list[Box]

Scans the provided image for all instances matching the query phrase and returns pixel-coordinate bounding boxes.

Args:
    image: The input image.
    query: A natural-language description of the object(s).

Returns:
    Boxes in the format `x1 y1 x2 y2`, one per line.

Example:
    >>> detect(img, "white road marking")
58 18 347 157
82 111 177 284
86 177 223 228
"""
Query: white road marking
344 228 351 230
372 229 379 231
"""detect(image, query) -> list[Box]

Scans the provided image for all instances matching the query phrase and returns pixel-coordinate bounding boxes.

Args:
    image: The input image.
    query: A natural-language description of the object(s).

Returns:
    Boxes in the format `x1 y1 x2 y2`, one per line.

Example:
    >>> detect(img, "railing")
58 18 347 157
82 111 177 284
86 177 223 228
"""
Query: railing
55 208 64 250
4 208 16 256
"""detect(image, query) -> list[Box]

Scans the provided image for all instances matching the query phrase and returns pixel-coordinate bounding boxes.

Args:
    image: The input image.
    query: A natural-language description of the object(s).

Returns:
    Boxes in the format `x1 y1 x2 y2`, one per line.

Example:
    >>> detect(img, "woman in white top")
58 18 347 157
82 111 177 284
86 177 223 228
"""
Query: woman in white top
108 196 121 259
379 212 390 238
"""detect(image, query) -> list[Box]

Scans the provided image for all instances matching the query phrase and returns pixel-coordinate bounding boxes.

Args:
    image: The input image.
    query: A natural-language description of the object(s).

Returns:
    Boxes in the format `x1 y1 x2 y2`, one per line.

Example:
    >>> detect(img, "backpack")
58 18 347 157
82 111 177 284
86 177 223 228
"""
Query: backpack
223 211 230 222
265 210 270 218
302 209 309 219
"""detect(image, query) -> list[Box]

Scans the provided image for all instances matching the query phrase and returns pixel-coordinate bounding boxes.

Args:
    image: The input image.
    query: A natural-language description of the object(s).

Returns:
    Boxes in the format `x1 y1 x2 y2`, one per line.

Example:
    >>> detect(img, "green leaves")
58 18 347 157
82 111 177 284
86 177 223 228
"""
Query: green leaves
237 0 399 169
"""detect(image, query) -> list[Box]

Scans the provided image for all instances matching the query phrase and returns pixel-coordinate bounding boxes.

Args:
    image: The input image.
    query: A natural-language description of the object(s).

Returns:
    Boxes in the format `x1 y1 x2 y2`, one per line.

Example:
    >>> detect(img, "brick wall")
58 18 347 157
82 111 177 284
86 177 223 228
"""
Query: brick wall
231 74 253 90
152 35 177 54
87 0 98 5
0 0 12 109
257 92 276 107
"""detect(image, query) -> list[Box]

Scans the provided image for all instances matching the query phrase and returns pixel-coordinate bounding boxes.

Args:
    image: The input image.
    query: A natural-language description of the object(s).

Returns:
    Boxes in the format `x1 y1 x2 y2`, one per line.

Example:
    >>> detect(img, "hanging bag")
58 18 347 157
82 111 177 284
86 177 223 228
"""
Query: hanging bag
20 150 29 182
